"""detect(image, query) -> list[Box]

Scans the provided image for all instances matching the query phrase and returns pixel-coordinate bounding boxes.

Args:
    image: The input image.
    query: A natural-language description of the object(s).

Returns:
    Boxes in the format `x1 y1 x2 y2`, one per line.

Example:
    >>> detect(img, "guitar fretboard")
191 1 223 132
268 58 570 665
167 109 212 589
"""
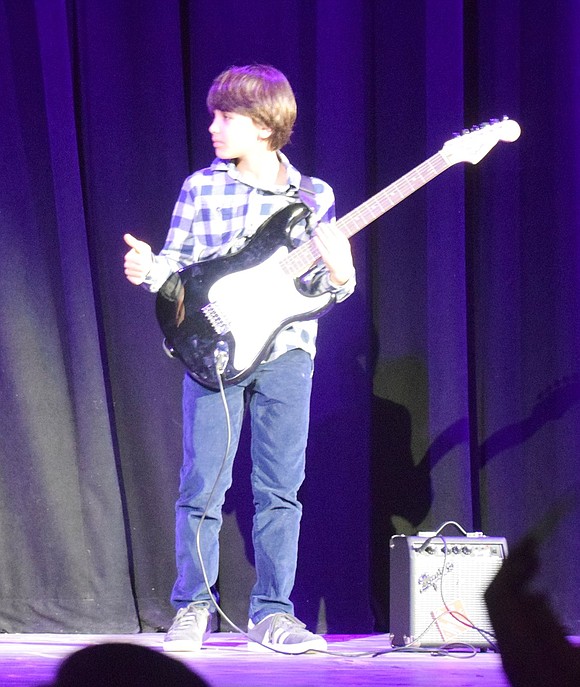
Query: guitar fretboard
282 150 450 278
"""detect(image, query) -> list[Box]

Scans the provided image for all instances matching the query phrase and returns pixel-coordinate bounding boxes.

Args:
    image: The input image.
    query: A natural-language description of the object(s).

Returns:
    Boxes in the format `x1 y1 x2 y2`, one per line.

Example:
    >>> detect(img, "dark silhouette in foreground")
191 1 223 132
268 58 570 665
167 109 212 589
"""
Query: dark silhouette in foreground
47 642 210 687
485 535 580 687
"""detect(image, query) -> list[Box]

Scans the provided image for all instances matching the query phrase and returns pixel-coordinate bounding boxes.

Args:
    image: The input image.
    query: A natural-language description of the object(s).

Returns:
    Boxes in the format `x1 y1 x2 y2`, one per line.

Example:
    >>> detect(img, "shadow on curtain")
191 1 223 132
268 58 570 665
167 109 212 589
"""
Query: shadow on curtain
0 0 579 636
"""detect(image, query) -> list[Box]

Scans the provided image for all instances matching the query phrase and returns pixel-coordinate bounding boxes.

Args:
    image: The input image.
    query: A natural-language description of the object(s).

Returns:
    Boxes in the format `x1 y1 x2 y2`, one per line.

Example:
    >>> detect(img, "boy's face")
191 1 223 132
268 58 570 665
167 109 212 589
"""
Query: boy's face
209 110 272 159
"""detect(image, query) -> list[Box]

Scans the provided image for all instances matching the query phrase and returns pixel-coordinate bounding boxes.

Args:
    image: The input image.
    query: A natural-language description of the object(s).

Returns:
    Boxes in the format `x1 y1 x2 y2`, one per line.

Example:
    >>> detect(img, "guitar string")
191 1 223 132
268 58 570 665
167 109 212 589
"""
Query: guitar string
282 152 449 278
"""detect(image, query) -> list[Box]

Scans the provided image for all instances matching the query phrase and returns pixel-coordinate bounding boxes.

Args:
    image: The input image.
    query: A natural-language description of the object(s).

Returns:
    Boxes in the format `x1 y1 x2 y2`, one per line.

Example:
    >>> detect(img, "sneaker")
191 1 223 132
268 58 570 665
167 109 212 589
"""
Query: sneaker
163 601 211 652
247 613 327 654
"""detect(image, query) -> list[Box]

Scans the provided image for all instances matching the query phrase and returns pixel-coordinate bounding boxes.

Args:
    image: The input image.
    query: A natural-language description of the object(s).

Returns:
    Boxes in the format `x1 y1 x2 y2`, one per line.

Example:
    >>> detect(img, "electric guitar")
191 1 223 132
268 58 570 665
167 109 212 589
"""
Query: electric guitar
156 117 521 390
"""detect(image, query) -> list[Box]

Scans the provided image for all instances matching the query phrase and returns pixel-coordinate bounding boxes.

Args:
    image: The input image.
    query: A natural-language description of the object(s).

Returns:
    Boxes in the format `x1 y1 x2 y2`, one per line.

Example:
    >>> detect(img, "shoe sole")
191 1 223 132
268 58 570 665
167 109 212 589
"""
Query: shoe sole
246 638 327 654
163 629 211 653
163 639 203 652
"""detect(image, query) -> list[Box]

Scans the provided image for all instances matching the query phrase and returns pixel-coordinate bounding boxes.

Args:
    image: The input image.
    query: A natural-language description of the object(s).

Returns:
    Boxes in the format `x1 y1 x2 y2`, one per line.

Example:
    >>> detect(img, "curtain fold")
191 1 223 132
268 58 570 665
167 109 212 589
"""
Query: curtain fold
0 0 138 632
0 0 578 635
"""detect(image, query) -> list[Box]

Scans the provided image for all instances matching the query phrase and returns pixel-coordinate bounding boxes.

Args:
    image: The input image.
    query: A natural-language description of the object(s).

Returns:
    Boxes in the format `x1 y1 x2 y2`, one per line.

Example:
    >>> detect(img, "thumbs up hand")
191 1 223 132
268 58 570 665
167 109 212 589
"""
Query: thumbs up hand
123 233 153 285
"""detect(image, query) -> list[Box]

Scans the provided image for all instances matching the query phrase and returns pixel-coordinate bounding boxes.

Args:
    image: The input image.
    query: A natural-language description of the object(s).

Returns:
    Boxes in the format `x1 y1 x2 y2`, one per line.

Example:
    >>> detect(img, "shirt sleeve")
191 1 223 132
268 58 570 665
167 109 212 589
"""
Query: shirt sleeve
141 178 198 293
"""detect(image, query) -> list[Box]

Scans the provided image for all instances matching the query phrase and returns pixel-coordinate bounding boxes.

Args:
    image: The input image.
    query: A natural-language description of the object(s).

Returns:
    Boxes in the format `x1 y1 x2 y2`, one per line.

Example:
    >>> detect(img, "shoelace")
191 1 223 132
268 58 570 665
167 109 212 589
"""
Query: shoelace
173 603 209 628
268 613 307 637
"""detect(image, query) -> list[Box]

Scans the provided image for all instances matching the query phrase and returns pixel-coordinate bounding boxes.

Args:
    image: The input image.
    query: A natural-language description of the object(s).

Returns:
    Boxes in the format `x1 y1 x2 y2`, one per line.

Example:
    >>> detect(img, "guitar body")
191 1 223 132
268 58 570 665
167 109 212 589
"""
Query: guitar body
156 202 336 390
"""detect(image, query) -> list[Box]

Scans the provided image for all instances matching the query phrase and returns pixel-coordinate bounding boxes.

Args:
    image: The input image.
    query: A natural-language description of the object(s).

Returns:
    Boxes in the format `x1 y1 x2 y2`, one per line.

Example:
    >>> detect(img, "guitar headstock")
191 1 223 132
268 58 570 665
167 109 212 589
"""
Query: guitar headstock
441 117 521 165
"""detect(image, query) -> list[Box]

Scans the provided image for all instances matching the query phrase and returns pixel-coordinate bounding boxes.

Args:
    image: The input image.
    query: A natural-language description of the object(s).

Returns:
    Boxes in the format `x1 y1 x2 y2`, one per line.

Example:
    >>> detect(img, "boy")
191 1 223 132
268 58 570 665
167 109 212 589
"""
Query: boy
123 64 355 653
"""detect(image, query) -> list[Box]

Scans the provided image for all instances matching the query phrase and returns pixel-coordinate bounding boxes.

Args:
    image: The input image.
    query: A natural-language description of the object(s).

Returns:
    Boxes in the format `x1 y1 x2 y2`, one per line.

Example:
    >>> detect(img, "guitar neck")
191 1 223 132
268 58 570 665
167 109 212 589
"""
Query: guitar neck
283 150 451 278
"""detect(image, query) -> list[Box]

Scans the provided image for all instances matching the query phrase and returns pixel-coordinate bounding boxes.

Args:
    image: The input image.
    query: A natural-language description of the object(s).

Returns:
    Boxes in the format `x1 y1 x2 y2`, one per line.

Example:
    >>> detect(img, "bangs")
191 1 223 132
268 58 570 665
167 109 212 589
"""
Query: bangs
206 65 296 150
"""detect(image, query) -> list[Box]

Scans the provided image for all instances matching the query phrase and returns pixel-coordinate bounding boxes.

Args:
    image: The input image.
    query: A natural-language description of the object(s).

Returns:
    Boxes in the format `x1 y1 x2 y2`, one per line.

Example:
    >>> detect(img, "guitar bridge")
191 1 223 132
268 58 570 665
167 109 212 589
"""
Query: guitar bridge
202 302 230 335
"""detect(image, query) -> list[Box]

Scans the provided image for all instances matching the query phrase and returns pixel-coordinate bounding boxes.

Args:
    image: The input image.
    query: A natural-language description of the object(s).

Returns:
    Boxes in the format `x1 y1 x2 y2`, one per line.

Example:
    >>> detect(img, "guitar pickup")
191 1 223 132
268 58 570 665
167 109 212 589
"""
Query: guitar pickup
202 302 230 335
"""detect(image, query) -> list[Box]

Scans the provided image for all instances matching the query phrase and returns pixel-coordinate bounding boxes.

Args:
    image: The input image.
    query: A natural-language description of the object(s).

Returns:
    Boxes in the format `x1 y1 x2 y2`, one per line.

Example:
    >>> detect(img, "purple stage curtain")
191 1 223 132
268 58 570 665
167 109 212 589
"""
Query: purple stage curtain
0 0 578 636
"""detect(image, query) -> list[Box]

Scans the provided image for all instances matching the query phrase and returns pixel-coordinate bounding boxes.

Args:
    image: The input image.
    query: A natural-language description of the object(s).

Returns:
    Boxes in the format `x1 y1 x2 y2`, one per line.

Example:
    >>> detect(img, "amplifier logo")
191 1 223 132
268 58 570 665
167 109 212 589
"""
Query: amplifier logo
417 562 454 593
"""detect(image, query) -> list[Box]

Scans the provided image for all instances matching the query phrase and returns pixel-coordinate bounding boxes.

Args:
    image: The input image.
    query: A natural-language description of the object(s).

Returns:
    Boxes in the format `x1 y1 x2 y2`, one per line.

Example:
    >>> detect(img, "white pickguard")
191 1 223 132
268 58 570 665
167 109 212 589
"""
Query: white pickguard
207 247 332 371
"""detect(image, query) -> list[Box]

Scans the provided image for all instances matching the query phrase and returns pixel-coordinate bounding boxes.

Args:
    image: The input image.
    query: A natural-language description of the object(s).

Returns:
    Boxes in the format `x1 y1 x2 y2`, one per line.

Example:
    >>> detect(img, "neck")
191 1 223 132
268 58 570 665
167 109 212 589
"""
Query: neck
236 149 285 187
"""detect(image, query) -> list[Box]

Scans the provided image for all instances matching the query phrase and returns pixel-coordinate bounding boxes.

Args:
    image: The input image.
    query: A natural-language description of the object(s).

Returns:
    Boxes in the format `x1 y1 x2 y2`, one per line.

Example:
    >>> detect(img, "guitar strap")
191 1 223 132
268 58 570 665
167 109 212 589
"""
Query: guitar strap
298 174 318 215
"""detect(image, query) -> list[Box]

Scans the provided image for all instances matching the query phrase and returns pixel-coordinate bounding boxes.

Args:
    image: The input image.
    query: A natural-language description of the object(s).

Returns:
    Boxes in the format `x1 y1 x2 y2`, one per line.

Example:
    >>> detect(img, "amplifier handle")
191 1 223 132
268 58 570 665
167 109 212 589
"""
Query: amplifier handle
417 521 474 553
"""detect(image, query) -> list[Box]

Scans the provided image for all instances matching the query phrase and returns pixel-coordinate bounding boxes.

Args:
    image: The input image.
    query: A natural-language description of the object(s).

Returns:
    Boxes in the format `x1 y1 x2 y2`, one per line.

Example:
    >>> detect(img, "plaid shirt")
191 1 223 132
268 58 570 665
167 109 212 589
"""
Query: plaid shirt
144 152 355 362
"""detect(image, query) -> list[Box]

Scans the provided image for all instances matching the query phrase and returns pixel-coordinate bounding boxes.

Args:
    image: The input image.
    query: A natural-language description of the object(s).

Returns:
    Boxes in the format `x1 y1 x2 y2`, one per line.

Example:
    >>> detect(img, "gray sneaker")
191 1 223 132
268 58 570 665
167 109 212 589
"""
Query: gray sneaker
247 613 327 654
163 601 211 652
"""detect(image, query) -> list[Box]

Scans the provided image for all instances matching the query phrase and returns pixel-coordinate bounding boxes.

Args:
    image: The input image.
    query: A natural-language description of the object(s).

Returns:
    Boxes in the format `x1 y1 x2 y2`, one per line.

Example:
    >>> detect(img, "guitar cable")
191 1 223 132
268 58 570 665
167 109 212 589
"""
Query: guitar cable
193 353 245 636
191 349 323 654
190 357 479 659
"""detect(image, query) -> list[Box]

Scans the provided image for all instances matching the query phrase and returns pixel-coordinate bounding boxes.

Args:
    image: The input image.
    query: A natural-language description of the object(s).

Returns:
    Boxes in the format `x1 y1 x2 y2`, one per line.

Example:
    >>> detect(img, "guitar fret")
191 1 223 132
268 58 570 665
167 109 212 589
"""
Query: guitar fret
283 242 319 276
338 152 449 239
281 151 451 279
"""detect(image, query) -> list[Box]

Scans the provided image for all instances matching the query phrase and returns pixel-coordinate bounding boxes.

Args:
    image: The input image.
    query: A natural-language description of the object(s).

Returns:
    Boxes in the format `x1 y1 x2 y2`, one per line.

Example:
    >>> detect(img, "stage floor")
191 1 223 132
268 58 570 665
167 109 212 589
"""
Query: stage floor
0 632 514 687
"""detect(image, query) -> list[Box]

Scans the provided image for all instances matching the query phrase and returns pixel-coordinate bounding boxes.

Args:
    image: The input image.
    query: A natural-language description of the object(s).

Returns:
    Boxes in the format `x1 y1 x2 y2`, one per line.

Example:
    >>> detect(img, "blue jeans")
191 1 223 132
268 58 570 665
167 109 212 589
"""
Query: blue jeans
171 348 313 624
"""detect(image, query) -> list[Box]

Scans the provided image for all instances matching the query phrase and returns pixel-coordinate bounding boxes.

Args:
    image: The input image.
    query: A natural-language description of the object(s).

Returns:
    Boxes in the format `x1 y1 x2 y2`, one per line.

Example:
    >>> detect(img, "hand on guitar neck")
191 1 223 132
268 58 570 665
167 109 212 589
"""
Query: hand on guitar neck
124 233 153 285
313 224 355 287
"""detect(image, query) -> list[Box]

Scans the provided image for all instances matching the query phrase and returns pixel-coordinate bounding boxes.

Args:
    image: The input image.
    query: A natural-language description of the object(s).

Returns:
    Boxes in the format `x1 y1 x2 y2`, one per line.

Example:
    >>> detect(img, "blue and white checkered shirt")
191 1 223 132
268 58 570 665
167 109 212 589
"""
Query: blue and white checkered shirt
144 152 355 363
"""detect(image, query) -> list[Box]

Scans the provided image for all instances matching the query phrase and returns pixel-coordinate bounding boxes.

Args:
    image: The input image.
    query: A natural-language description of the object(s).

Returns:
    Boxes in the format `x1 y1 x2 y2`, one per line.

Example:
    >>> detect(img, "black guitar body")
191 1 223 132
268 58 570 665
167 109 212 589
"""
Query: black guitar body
155 202 336 390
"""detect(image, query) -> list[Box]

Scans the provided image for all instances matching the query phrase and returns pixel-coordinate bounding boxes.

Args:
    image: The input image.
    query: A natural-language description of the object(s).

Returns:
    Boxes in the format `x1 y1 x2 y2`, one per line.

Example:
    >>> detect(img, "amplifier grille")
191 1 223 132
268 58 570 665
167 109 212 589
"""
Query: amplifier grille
389 535 507 647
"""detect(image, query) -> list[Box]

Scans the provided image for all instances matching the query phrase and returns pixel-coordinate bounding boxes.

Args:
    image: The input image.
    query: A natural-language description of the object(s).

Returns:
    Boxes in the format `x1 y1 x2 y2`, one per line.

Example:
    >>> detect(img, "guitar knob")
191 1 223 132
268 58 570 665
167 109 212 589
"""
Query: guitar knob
214 340 230 375
162 338 176 359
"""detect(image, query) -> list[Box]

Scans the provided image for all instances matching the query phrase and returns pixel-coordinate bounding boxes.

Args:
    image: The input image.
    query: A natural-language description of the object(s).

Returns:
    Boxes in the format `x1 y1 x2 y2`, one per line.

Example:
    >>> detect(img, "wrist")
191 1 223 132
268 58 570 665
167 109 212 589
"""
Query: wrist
329 268 355 288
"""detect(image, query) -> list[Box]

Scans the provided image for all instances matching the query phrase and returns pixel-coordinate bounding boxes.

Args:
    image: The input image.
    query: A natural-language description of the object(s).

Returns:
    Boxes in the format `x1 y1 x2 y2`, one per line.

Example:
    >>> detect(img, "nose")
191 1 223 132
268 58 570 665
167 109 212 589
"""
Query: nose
209 116 219 134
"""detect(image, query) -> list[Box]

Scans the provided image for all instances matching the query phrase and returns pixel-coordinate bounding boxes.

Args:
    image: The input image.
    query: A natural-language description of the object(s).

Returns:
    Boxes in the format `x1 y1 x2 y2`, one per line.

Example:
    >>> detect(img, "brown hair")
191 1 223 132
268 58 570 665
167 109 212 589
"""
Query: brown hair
207 65 297 151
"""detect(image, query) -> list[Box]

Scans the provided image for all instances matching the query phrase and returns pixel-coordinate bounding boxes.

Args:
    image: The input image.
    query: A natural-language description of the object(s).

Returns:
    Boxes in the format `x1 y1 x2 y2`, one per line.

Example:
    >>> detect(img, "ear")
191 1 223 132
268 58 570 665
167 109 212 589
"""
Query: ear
258 127 272 140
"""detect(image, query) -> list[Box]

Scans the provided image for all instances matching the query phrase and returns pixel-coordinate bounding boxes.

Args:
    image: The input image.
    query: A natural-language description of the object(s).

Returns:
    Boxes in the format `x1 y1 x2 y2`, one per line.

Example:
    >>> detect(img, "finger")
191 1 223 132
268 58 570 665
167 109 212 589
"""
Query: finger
124 261 145 276
123 233 150 254
313 235 329 260
125 273 145 286
314 228 333 255
316 225 348 249
124 260 147 285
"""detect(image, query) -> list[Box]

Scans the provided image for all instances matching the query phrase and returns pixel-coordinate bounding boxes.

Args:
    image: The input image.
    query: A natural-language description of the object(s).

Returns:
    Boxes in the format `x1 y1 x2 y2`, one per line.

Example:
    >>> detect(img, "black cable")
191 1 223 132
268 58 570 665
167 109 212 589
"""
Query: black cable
194 359 329 656
436 535 498 651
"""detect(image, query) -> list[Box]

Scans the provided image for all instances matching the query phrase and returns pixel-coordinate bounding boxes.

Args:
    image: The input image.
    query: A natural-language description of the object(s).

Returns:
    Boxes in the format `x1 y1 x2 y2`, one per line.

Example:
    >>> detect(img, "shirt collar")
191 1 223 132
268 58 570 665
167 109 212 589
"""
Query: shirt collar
210 151 302 193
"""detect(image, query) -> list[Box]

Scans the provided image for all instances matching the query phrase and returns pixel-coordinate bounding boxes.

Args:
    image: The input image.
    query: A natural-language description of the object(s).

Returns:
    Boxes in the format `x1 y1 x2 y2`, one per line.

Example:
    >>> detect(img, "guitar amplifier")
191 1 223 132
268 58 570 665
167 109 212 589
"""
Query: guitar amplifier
389 533 508 647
